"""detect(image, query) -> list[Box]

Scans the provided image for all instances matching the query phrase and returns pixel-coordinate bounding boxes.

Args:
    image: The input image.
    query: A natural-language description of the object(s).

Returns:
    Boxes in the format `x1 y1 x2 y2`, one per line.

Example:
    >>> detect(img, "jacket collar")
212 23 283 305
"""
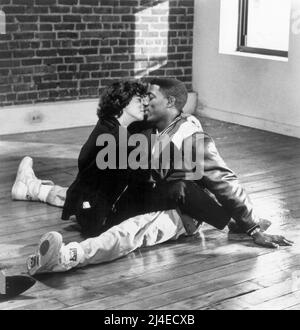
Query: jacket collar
99 116 120 130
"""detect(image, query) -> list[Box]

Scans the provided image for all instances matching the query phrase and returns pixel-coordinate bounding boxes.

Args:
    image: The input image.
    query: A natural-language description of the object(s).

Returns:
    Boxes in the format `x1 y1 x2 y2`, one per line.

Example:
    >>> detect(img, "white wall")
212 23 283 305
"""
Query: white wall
193 0 300 138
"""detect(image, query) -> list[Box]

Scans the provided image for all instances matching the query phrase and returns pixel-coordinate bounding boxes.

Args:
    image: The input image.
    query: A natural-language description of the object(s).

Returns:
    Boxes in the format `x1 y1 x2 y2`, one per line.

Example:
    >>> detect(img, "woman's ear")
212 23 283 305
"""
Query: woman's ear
167 95 176 107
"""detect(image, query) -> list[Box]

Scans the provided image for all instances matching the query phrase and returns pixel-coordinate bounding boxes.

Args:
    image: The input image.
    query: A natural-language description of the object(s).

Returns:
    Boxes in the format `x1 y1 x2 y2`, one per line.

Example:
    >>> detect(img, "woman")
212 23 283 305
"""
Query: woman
12 79 149 237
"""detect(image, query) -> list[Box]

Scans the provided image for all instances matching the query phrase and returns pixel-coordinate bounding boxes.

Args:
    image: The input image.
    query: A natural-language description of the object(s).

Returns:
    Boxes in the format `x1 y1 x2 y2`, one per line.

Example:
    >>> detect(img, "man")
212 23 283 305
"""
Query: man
24 77 293 275
109 77 292 246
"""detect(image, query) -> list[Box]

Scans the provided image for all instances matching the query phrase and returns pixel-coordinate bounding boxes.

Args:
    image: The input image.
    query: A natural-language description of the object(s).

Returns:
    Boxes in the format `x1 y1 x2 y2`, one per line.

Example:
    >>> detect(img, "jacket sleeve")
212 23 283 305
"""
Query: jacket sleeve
201 133 259 233
78 120 114 172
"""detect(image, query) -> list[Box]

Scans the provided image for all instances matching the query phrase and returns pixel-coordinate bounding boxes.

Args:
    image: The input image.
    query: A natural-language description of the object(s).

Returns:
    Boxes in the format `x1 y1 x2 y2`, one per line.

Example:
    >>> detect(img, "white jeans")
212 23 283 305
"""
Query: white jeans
77 210 186 267
45 185 189 267
46 185 68 207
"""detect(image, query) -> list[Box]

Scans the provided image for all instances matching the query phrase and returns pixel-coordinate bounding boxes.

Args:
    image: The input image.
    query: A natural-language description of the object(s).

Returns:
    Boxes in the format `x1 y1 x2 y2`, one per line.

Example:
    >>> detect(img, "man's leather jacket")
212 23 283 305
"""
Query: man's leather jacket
131 114 259 233
201 132 258 233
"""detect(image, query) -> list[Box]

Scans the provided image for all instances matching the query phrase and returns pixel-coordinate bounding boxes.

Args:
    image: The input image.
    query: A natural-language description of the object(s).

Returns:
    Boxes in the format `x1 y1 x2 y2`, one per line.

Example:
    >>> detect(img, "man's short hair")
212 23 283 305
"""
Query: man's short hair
146 77 188 111
97 80 147 119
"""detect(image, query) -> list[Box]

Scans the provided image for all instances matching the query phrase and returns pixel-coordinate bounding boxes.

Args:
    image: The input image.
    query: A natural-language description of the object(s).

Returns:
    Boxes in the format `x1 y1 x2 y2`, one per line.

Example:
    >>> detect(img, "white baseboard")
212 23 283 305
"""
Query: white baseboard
0 93 198 136
199 107 300 139
0 99 99 135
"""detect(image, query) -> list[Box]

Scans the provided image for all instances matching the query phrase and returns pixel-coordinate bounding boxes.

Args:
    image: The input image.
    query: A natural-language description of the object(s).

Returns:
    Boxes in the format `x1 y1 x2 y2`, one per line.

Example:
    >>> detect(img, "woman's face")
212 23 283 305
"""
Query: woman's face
123 95 147 121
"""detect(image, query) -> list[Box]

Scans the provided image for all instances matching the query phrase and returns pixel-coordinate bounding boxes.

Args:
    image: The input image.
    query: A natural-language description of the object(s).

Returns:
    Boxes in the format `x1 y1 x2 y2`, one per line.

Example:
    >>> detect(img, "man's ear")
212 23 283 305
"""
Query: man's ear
167 96 176 108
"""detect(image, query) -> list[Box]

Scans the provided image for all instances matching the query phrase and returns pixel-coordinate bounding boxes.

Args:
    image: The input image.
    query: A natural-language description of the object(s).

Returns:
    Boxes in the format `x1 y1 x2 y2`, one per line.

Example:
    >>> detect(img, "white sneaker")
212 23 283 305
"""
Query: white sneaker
11 157 53 202
27 231 84 275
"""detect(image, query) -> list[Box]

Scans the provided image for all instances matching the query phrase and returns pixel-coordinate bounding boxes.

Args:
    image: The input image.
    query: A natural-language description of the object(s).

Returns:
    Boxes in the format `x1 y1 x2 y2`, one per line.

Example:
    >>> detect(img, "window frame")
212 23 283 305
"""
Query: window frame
237 0 289 58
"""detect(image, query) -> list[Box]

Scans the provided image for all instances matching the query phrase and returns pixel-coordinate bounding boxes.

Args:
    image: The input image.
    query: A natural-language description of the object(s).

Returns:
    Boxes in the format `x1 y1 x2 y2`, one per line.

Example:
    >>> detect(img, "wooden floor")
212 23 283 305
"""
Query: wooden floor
0 118 299 310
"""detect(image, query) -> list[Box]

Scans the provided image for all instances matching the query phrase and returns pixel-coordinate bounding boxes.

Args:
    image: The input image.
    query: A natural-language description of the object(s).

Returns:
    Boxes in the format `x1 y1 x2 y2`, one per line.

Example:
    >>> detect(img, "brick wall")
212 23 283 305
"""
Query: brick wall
0 0 194 107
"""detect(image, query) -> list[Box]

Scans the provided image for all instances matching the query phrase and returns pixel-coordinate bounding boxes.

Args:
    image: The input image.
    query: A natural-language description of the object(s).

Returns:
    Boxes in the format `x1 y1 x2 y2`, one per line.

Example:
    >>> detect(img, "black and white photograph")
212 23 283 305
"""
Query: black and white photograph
0 0 299 312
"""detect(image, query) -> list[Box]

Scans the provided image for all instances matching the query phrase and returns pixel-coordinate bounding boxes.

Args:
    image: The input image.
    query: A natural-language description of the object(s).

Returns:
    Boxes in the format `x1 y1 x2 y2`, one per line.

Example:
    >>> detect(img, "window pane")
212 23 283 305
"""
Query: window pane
247 0 291 51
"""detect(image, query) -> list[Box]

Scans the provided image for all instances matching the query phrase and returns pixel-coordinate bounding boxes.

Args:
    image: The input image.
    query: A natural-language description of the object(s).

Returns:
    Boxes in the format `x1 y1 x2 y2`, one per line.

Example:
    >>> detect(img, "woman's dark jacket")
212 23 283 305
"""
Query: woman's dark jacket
61 117 136 237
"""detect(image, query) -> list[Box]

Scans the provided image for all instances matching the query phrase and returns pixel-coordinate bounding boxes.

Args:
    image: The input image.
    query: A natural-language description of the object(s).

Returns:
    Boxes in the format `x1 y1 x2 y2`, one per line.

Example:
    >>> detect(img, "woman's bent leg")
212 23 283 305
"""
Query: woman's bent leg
46 185 68 207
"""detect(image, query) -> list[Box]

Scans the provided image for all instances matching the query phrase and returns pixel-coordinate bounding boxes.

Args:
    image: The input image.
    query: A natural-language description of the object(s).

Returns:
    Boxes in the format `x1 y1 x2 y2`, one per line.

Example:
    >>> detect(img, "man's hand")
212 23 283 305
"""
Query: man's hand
252 231 294 248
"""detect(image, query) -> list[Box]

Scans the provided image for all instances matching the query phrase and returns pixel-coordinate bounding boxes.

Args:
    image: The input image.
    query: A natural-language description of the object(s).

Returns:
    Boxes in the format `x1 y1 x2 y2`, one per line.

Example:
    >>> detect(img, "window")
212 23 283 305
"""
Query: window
237 0 291 57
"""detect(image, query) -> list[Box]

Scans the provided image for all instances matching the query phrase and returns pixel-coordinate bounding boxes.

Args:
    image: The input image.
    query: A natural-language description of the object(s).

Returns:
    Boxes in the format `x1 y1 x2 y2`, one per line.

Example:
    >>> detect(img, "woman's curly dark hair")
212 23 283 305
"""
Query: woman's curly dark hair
97 80 148 119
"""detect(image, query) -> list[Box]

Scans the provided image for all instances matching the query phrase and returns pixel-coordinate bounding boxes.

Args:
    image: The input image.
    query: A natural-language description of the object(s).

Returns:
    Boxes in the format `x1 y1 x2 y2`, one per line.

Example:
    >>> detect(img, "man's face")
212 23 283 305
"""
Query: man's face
144 84 169 123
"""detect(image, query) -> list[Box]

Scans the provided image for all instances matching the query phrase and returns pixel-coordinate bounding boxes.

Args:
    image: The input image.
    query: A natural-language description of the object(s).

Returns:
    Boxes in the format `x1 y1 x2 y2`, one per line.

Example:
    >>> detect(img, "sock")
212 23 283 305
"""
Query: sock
60 242 85 270
38 184 54 203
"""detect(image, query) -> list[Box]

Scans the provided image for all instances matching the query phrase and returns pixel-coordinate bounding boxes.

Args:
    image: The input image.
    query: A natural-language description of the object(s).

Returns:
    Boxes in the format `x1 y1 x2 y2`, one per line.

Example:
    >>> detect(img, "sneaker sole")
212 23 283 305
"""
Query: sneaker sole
28 231 63 275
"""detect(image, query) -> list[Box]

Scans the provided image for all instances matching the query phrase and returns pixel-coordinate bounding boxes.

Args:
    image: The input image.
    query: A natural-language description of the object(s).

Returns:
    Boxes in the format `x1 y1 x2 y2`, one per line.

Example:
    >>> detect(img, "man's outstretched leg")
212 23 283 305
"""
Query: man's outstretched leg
12 157 67 207
27 209 187 275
